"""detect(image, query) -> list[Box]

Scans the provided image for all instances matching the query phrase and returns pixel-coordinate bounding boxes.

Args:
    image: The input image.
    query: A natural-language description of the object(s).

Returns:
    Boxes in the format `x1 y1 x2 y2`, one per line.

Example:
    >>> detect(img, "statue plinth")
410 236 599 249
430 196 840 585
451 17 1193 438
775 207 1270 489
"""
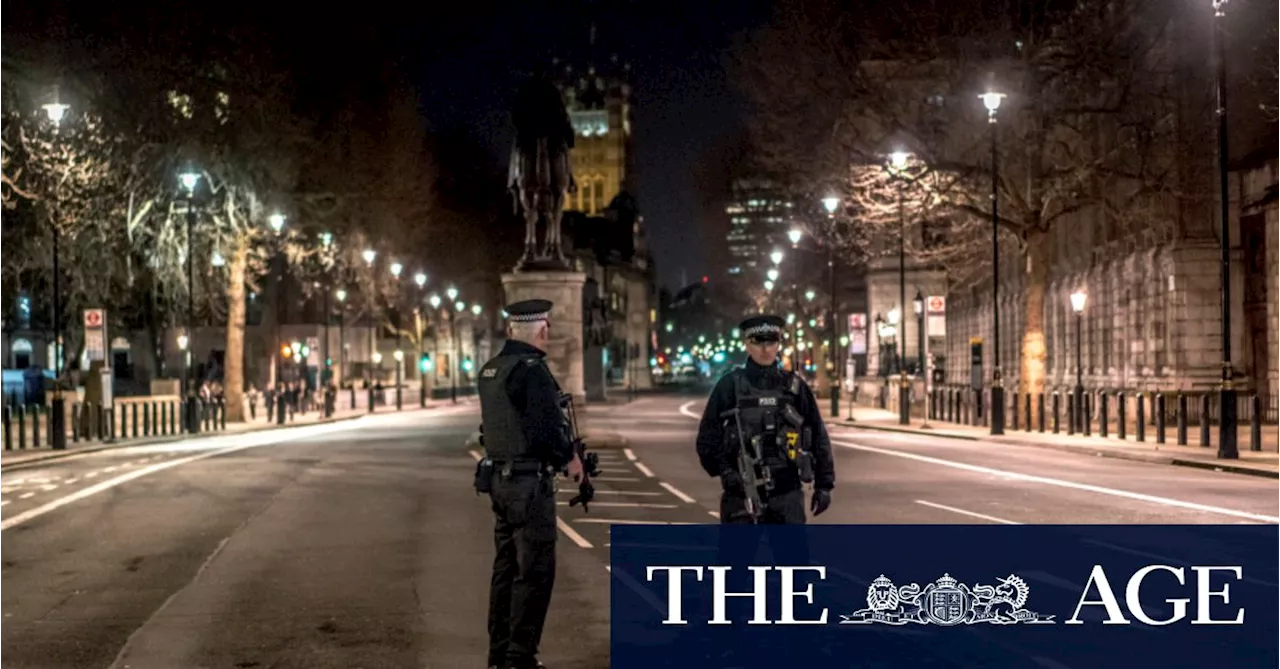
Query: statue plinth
503 270 587 406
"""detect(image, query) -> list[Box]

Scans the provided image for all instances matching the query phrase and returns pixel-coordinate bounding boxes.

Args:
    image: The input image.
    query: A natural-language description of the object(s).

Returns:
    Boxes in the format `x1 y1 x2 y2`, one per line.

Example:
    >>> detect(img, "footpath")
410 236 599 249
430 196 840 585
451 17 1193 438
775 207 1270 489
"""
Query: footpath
0 401 461 471
827 404 1279 479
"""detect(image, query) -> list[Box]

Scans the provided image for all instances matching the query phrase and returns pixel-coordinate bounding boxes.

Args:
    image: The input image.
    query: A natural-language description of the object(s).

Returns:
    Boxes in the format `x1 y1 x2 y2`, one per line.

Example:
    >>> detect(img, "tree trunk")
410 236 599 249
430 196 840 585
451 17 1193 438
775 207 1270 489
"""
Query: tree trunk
1020 230 1050 396
222 237 249 422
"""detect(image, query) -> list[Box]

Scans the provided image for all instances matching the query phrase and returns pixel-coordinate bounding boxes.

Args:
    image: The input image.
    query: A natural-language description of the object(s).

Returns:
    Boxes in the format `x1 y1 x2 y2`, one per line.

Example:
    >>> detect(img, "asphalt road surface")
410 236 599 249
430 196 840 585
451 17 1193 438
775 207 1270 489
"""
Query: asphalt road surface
2 391 1275 668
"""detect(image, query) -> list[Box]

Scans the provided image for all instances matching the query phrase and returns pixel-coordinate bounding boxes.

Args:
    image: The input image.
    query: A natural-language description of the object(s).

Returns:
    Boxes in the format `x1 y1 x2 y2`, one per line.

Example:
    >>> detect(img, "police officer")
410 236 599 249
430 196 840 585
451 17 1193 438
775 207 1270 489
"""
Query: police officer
695 314 835 524
479 299 583 669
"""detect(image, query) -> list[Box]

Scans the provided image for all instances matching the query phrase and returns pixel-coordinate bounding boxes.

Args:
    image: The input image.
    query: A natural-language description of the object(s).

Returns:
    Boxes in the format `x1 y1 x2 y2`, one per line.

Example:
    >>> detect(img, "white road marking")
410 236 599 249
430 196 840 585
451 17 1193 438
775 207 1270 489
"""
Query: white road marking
1 421 367 532
0 500 8 506
556 517 593 548
623 448 637 461
19 493 34 499
104 466 118 473
830 439 1280 524
467 450 482 462
915 500 1020 525
678 401 701 420
659 482 697 504
557 501 678 509
634 462 655 478
594 476 641 482
62 478 78 485
558 489 663 496
574 518 696 525
708 511 720 519
84 471 99 478
40 484 58 492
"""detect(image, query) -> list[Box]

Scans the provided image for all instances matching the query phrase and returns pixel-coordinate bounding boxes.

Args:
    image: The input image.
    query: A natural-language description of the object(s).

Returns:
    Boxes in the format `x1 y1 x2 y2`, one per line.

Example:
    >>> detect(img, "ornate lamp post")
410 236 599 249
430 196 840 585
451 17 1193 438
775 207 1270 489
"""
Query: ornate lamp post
979 90 1006 435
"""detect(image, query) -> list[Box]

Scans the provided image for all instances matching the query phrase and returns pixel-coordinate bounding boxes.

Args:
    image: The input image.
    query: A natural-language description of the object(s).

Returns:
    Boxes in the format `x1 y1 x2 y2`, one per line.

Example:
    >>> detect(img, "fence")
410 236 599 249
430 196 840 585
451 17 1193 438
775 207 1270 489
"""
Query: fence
2 395 229 451
907 383 1278 452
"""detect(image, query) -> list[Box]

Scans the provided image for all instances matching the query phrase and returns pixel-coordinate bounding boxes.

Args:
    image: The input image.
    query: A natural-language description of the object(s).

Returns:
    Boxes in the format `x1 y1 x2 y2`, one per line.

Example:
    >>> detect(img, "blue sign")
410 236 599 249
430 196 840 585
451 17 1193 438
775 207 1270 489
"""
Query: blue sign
610 525 1278 668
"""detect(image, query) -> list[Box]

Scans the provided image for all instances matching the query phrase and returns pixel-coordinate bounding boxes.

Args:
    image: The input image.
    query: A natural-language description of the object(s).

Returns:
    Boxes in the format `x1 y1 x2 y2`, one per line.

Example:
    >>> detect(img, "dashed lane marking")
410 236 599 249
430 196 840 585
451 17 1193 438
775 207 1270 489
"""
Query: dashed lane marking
915 500 1020 525
84 471 100 478
623 448 637 461
556 517 593 548
659 482 696 504
574 518 696 525
558 489 663 496
557 501 678 509
634 462 655 478
19 493 34 500
0 500 8 506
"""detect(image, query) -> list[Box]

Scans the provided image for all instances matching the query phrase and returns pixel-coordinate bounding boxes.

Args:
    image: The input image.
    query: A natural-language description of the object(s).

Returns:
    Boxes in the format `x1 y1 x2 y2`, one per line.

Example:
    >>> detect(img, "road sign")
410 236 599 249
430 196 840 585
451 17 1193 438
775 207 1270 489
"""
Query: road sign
926 295 946 314
927 296 947 336
848 313 867 330
84 309 105 328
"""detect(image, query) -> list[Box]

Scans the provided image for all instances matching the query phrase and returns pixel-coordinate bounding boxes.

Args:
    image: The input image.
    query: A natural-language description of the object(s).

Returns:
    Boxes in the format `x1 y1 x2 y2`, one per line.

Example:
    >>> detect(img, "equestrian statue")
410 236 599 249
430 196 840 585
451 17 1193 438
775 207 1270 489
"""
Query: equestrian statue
508 69 577 270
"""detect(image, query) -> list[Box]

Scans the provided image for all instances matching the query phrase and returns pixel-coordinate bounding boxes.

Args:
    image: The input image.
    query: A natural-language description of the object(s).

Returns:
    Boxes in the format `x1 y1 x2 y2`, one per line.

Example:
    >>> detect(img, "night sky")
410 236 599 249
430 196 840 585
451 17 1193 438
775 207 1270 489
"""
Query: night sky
395 1 772 291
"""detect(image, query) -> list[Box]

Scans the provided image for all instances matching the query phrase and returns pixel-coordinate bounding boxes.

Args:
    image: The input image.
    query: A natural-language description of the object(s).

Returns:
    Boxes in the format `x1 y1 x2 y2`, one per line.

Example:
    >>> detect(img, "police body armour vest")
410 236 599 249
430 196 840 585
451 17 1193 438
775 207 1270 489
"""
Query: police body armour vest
478 354 540 461
732 369 802 460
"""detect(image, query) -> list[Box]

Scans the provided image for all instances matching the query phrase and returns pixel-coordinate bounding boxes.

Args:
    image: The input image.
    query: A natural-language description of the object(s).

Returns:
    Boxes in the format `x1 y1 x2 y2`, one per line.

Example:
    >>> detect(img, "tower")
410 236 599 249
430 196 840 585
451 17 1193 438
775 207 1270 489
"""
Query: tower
554 23 634 217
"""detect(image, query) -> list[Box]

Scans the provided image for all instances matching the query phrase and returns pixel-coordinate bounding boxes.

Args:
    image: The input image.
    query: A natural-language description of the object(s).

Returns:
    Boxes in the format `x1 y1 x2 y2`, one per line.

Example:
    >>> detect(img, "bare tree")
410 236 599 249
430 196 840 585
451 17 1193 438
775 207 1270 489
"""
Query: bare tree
733 0 1193 395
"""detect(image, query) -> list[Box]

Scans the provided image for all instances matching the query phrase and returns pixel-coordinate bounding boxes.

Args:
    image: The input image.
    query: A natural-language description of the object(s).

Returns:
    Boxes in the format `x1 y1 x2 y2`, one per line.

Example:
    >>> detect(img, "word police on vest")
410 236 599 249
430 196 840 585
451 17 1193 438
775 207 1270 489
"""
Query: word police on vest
643 564 1248 627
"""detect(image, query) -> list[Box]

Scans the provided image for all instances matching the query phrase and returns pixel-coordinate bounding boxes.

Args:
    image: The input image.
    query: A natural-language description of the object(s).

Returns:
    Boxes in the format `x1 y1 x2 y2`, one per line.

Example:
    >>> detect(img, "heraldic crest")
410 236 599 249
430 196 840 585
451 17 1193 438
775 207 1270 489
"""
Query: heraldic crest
839 573 1056 626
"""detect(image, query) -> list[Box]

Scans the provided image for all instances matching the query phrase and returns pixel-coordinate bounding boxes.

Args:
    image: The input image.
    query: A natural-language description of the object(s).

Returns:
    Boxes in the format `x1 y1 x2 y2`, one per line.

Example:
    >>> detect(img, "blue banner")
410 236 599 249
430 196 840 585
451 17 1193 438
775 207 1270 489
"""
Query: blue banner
610 525 1278 668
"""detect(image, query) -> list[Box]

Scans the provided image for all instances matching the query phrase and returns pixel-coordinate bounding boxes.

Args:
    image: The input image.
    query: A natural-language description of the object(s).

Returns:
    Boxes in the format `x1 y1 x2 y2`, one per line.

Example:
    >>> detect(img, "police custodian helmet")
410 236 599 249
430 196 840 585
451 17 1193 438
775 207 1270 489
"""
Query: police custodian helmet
504 299 554 323
739 314 786 343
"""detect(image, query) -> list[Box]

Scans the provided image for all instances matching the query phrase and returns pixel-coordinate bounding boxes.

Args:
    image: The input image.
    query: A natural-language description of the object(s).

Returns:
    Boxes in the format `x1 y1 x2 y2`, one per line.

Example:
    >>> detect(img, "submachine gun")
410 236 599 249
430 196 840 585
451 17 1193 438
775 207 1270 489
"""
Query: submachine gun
719 407 767 523
558 392 602 512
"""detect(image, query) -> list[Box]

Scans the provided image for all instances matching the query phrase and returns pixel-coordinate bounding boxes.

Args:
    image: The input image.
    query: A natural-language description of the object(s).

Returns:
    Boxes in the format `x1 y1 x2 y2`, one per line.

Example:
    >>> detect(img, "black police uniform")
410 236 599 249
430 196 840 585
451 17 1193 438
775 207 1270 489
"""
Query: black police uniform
694 315 836 524
480 299 574 669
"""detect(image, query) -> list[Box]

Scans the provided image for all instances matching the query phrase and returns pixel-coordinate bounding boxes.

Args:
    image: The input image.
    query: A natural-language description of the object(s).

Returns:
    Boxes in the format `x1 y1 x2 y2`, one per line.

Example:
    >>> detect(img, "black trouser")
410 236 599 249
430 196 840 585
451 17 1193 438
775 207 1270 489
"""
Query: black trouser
719 487 806 525
488 471 558 667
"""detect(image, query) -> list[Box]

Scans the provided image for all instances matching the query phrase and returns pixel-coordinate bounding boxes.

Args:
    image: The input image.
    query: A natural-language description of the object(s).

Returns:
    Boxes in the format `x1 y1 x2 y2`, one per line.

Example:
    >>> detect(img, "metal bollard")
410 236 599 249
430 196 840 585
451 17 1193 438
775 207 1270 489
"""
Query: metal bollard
171 401 178 435
1037 393 1045 433
1024 393 1032 432
1100 393 1109 438
1136 394 1145 442
17 405 26 449
1067 394 1075 435
32 405 41 447
277 394 287 425
1052 392 1060 434
367 387 376 414
3 405 11 450
1155 394 1166 444
221 399 227 430
1117 393 1127 441
1011 392 1019 431
110 407 117 440
1083 394 1091 437
1251 395 1262 452
350 386 357 411
72 403 81 442
1199 394 1210 447
1177 394 1188 445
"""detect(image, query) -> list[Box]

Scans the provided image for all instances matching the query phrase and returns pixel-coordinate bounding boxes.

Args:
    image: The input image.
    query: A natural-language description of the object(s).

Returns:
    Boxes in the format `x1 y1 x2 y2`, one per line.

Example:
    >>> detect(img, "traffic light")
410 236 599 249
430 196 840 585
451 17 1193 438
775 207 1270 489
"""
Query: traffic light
419 353 433 373
461 357 474 373
300 344 311 358
280 343 292 359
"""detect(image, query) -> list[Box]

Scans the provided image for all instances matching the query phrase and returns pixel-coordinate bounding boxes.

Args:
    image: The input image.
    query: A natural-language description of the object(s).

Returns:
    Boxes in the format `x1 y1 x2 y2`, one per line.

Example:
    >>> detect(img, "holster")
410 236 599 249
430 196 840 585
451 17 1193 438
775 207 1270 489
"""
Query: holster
474 457 494 495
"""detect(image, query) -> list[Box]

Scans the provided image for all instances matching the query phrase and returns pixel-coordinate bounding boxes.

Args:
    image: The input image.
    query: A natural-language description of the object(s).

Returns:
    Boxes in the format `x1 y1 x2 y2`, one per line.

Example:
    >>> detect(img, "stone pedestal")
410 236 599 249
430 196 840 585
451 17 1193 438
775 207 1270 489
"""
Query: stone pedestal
502 271 587 405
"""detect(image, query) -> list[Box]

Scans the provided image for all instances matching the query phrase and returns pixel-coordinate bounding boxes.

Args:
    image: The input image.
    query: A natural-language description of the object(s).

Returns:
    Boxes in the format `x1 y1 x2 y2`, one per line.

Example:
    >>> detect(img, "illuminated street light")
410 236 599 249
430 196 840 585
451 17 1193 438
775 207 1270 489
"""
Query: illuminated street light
788 228 803 245
269 213 286 232
822 197 840 214
414 272 427 287
770 249 784 265
362 249 377 265
42 102 69 125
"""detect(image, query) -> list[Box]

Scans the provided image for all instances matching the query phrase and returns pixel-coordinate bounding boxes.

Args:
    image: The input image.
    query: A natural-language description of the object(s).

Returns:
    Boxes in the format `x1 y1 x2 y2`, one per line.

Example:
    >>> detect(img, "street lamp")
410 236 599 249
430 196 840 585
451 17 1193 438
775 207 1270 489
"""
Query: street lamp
767 268 780 282
336 288 347 386
1070 290 1087 435
1211 0 1237 459
980 88 1006 435
269 213 286 233
805 289 816 302
471 303 482 316
788 228 803 246
41 100 70 449
414 272 427 288
763 280 774 292
885 150 911 425
362 249 377 265
913 291 925 374
770 249 784 265
390 263 404 410
179 170 201 434
822 197 840 215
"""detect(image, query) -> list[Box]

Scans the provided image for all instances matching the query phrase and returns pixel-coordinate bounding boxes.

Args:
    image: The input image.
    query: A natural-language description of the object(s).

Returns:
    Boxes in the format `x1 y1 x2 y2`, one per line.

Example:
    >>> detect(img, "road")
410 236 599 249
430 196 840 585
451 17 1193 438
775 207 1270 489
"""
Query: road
2 391 1275 668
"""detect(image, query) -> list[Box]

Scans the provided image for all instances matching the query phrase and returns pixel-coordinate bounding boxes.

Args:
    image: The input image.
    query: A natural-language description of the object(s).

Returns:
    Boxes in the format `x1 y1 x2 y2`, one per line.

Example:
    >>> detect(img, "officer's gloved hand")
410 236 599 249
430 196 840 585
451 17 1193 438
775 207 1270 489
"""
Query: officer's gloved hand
810 489 831 516
719 470 744 494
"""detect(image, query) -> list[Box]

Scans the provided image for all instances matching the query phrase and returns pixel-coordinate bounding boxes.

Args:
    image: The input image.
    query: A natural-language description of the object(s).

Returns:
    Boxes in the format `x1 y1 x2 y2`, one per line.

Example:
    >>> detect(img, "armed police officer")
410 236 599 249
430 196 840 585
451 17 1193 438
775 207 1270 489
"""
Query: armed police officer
477 299 584 669
695 315 835 524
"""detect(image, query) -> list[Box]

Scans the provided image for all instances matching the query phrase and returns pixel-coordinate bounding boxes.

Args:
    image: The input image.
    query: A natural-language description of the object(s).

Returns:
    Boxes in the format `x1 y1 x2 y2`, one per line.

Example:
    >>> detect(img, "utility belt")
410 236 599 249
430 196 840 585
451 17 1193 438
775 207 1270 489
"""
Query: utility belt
474 456 549 495
760 429 815 484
